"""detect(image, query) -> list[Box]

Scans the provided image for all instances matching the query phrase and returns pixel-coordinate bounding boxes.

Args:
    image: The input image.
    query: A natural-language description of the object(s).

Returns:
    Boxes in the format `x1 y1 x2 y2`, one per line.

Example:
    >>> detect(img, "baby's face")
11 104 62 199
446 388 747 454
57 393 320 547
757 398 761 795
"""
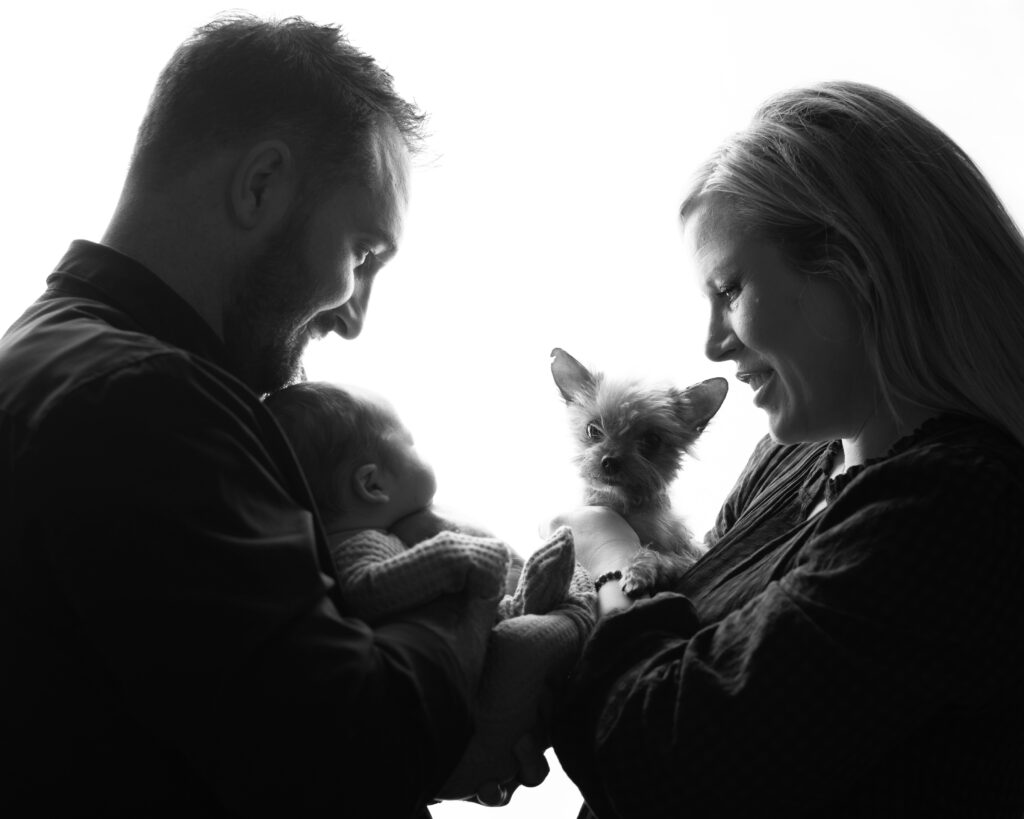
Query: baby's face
380 425 437 523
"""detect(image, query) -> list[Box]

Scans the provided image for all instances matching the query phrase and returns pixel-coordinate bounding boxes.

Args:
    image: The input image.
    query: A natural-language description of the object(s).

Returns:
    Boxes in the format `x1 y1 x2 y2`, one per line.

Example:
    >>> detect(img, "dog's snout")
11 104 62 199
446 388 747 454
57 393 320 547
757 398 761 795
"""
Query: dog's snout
601 455 620 475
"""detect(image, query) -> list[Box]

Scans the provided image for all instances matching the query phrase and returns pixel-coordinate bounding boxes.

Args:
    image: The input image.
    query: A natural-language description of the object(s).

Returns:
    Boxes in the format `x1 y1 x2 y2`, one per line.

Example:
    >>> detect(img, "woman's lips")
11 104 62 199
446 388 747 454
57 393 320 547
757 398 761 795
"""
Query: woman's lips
737 369 775 404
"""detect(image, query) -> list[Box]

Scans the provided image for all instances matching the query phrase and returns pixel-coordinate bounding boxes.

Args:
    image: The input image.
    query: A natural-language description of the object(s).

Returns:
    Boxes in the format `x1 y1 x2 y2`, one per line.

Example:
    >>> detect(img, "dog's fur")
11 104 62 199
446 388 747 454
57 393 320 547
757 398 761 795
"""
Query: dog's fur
551 347 728 596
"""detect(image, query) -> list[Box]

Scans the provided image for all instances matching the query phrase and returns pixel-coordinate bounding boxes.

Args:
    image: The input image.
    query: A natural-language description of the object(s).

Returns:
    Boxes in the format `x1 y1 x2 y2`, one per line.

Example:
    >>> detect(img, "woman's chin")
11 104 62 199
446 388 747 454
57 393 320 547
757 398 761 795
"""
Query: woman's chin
765 410 805 446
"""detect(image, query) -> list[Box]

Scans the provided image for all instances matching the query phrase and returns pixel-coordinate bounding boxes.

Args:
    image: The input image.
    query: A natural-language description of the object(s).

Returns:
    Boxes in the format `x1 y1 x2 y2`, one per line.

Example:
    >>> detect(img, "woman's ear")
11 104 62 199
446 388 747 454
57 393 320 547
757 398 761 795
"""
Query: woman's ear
352 463 391 504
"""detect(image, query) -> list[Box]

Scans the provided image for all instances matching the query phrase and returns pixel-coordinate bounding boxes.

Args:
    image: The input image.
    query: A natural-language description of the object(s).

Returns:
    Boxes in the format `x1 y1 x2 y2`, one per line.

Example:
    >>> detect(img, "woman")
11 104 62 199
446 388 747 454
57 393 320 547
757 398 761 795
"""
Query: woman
550 81 1024 817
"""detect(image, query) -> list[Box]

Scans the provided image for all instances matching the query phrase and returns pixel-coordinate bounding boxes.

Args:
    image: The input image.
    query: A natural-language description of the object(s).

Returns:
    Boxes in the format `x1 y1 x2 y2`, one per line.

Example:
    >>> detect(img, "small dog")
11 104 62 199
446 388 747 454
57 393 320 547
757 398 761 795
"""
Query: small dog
550 347 728 596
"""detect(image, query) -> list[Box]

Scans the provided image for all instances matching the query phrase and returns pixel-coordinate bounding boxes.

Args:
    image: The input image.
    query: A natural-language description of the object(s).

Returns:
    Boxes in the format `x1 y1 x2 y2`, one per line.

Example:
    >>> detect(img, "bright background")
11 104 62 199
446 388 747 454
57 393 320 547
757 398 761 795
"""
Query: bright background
3 1 1022 815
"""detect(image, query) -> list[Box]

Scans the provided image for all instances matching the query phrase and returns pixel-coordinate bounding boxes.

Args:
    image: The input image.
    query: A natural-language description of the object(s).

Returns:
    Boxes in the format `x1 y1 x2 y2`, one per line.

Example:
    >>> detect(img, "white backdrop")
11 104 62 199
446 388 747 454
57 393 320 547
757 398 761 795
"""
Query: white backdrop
3 1 1022 814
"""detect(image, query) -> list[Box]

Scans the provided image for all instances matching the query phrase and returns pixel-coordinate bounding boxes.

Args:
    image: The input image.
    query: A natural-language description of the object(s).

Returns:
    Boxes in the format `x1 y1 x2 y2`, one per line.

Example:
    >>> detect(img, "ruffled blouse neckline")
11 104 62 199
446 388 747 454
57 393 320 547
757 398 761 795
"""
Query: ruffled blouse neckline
799 414 956 515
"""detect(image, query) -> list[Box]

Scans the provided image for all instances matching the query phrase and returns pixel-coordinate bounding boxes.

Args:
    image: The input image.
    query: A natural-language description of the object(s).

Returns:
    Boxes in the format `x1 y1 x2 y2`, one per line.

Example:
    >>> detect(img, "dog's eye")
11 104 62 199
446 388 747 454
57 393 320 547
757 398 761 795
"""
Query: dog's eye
640 431 662 455
585 423 604 441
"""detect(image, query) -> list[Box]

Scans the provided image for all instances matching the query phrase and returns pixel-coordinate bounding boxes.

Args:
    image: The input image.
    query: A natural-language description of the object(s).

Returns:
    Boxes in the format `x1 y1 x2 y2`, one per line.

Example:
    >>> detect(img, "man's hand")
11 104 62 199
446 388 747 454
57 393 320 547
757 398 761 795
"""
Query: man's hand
394 589 500 693
469 733 551 806
446 703 555 806
542 506 642 577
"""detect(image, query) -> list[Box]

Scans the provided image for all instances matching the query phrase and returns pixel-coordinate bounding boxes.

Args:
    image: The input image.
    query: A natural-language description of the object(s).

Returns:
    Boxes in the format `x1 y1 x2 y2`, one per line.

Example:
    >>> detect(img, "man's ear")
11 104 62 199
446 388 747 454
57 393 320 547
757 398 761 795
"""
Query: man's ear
352 463 391 504
229 139 295 230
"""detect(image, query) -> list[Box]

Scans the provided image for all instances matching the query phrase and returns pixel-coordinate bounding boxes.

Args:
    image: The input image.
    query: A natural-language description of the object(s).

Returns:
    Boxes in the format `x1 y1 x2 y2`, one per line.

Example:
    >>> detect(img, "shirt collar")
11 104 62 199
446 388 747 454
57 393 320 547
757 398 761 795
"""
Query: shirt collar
46 239 229 369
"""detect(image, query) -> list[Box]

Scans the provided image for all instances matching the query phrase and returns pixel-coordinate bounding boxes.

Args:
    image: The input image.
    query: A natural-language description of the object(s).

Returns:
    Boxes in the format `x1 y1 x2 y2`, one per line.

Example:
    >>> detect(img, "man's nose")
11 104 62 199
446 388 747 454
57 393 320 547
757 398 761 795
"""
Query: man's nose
334 292 367 339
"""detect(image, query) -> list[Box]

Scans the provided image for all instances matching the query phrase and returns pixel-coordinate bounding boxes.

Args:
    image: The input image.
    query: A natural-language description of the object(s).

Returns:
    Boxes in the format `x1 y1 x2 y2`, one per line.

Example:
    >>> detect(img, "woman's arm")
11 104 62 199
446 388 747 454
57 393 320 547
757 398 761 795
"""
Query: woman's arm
544 506 642 615
552 453 1024 817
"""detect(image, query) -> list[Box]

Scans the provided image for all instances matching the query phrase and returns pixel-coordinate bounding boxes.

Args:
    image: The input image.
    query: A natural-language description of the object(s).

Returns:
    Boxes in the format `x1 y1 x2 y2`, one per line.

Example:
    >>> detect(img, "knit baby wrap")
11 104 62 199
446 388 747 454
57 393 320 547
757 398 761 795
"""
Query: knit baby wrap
328 524 597 801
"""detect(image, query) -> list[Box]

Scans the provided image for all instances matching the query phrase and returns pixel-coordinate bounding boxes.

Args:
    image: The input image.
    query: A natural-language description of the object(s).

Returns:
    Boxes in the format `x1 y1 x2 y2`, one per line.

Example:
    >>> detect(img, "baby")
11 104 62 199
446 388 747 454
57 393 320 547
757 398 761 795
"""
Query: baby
264 379 516 617
264 380 596 801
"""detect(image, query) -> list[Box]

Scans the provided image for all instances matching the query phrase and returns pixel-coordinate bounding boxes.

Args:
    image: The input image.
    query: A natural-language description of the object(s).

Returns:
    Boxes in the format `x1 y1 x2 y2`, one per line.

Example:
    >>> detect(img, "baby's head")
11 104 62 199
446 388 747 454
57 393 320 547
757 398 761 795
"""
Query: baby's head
264 381 436 533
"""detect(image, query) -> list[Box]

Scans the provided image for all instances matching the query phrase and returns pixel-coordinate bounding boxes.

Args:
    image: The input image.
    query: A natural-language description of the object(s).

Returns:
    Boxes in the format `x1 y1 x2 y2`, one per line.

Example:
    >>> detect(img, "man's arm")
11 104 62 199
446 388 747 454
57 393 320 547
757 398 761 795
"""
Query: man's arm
28 359 492 815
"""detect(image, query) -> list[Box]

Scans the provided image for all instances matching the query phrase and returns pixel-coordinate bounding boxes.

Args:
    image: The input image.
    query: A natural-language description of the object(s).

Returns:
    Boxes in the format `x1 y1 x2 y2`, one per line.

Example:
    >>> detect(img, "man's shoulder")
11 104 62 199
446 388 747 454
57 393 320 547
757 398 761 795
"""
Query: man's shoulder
0 293 251 444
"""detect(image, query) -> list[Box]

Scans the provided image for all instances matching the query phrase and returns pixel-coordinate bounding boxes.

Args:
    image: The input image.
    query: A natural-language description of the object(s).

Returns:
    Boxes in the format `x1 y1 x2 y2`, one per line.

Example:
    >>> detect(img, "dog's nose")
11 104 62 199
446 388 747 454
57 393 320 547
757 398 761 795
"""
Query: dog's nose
601 455 619 475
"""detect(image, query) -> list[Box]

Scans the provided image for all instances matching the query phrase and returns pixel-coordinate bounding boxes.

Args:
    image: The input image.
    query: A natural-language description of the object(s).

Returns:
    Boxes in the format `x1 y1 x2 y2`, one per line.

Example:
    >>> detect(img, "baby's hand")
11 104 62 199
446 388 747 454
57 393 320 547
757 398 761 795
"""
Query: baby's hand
390 507 449 546
391 505 496 546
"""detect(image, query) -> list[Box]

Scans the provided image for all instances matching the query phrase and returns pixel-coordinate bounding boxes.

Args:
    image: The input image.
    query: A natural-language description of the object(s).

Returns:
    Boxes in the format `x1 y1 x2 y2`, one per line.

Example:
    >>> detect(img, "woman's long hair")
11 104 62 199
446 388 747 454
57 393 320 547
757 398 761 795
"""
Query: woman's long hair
680 80 1024 448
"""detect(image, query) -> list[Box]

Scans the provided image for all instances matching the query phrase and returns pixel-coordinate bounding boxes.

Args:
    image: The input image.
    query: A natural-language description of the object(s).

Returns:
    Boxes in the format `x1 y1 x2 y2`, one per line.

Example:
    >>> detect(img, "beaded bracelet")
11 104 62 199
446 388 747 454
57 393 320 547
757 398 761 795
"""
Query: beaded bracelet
593 569 623 593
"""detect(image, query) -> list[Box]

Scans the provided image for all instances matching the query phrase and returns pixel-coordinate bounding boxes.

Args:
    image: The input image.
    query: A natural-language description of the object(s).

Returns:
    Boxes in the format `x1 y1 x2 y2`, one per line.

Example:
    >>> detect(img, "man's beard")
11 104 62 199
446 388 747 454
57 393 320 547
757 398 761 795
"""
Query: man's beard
222 215 317 396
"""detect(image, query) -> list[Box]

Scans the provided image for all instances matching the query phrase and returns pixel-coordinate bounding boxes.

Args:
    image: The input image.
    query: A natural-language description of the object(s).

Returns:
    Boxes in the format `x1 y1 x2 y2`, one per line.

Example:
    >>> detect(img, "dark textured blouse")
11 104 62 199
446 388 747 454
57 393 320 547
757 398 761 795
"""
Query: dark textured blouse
554 415 1024 818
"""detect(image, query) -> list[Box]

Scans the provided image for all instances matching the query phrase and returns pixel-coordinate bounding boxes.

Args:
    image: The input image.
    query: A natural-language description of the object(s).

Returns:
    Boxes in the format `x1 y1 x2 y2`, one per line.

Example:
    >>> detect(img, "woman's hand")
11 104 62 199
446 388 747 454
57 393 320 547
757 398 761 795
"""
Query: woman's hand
541 506 641 577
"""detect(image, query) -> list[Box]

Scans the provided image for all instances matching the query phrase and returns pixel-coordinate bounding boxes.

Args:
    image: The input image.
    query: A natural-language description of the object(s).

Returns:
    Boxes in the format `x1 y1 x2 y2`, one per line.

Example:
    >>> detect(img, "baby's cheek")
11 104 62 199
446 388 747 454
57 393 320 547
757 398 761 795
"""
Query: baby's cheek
424 468 439 504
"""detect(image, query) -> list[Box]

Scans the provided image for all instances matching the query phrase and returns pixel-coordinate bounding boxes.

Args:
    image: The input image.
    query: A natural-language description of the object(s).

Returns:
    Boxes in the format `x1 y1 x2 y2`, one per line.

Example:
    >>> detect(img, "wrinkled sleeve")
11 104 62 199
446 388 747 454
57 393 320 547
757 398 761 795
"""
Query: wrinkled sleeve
553 452 1024 817
26 358 474 816
331 529 510 622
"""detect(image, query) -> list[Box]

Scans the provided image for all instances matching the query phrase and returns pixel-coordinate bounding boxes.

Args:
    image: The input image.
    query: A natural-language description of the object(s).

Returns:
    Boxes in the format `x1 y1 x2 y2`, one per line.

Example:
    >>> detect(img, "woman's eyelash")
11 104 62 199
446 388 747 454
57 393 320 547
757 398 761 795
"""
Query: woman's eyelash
716 283 740 301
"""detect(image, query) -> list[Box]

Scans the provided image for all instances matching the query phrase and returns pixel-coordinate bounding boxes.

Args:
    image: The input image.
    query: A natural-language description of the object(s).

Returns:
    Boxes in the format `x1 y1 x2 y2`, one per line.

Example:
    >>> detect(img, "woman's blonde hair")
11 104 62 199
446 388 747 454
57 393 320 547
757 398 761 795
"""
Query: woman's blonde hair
680 80 1024 447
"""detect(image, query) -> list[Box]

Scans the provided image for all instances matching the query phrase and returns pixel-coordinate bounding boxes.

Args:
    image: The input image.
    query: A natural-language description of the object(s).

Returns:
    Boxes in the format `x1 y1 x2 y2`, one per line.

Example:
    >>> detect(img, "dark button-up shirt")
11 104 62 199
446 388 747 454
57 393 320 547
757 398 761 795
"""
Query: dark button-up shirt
554 415 1024 817
0 241 471 817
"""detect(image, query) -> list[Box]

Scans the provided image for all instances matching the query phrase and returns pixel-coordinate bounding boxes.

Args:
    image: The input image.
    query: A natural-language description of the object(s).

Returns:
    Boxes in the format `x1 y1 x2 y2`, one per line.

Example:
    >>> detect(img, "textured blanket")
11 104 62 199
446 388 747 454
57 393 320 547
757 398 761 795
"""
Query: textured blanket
328 524 596 801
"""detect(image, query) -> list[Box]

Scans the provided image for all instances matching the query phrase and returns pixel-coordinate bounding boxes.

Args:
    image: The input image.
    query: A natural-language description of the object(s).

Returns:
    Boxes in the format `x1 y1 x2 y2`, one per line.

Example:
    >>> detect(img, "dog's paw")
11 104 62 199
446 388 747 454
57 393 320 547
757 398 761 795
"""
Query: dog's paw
620 547 662 597
621 546 697 597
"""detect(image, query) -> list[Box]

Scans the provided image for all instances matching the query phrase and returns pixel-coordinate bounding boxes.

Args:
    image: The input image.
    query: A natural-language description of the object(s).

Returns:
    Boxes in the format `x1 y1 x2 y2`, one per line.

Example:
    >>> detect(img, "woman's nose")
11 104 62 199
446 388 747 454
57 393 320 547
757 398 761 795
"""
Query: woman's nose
704 309 738 362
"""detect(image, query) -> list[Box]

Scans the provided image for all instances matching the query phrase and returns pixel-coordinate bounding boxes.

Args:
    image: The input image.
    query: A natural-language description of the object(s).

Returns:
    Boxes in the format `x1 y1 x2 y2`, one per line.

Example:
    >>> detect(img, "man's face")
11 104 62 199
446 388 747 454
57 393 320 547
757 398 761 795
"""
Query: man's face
225 126 410 394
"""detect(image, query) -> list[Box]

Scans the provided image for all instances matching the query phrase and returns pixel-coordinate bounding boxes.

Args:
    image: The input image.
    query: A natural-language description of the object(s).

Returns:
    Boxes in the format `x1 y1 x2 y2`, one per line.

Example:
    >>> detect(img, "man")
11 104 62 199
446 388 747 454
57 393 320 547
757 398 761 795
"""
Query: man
0 15 499 817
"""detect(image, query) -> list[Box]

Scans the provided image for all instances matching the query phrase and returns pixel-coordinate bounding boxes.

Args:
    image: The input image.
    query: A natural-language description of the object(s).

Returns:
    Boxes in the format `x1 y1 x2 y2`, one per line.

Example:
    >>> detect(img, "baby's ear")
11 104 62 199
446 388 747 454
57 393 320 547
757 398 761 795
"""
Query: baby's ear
672 377 729 432
550 347 596 404
352 463 390 504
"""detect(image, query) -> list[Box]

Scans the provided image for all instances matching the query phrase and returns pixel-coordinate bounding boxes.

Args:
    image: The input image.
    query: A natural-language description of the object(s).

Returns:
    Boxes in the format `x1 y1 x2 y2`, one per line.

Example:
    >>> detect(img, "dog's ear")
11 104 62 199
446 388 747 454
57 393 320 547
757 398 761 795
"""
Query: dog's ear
550 347 596 404
672 377 729 432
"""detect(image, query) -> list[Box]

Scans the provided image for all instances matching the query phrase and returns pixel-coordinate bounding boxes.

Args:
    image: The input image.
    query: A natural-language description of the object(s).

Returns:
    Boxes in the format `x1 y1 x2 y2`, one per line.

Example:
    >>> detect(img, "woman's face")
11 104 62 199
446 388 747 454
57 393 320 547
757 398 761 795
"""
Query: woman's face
685 204 877 445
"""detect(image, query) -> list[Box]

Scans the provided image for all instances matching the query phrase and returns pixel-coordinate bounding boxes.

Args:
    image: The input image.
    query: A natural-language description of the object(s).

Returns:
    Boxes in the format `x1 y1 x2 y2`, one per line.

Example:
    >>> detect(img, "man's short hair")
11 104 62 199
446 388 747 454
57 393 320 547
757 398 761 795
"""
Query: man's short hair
130 14 425 188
